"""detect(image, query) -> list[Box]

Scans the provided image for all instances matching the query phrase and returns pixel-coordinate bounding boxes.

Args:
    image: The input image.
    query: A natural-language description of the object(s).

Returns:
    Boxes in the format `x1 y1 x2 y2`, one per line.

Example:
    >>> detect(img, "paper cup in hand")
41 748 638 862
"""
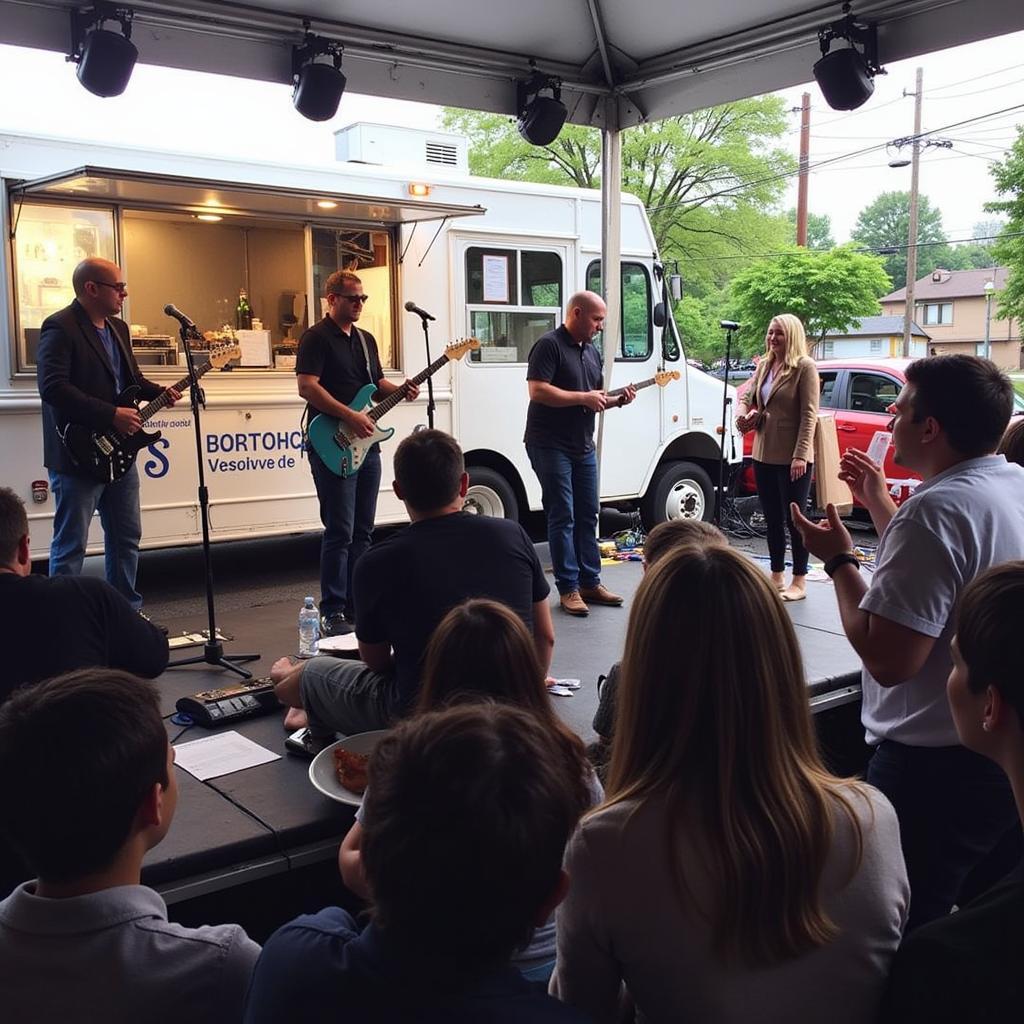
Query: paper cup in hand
867 431 892 466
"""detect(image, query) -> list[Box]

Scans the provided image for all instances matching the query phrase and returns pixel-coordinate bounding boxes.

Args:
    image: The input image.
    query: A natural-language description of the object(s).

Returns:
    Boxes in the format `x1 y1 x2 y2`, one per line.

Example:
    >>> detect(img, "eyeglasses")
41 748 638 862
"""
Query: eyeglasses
89 280 128 294
331 293 368 304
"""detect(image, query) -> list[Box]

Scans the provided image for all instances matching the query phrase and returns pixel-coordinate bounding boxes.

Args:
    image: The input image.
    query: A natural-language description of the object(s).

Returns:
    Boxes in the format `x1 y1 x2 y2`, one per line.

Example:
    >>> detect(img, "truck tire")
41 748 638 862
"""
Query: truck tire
464 467 519 521
641 461 715 527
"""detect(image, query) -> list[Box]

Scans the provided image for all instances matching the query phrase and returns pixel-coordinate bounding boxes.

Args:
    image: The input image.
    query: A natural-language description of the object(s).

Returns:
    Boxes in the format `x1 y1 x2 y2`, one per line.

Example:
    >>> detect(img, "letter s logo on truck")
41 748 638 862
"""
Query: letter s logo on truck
144 438 170 479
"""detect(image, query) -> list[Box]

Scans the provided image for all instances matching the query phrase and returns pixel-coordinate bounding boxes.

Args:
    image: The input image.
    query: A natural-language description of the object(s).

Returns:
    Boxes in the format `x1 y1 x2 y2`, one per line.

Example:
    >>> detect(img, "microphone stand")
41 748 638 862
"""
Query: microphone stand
414 313 436 429
167 321 259 679
715 323 736 529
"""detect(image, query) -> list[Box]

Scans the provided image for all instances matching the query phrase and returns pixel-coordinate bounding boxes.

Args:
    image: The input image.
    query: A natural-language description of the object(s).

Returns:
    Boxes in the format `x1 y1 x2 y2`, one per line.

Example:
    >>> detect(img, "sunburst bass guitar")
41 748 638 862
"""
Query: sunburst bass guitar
307 337 480 477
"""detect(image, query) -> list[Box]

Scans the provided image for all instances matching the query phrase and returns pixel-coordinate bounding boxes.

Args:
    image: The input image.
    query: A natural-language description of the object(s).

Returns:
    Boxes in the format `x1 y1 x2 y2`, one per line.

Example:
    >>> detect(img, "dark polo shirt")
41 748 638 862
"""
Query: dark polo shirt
295 317 384 418
523 325 604 456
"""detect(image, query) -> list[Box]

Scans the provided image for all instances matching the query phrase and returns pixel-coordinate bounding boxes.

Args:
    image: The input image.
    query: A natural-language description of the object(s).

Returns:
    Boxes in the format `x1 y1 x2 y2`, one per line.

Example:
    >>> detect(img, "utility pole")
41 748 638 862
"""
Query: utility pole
902 67 923 358
796 92 811 247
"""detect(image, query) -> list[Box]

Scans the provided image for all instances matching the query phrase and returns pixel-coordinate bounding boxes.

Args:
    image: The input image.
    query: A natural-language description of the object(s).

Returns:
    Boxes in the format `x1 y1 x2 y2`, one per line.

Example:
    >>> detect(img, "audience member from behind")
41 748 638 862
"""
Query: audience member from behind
792 355 1024 929
998 414 1024 467
551 545 908 1024
0 487 167 701
880 561 1024 1022
245 704 589 1023
339 598 600 981
591 518 728 754
0 669 260 1024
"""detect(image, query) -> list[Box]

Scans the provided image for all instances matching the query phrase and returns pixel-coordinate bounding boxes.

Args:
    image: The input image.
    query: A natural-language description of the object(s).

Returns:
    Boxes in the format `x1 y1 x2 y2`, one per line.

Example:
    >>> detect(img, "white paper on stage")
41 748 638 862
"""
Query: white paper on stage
174 730 280 781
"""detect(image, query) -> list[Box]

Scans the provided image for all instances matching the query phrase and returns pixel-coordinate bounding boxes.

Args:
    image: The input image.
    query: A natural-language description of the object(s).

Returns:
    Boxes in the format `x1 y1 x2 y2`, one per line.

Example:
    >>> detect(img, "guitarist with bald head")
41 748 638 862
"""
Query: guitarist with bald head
36 258 181 619
296 269 420 639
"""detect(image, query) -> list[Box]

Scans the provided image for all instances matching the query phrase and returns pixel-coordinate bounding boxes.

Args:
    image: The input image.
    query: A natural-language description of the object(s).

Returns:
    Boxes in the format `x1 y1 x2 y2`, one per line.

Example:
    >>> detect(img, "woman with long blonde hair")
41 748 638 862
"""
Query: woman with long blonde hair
551 544 908 1024
735 313 819 601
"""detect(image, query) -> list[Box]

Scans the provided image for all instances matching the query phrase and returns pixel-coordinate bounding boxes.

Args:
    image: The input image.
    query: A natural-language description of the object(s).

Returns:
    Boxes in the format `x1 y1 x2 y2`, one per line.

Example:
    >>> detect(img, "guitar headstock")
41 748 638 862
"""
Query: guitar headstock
654 370 681 387
445 338 481 361
209 341 242 369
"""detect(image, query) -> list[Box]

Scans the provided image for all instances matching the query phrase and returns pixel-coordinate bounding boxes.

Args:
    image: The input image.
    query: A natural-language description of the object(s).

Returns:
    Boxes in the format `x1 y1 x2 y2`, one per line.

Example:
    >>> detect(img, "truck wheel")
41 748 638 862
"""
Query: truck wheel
464 467 518 520
641 461 715 527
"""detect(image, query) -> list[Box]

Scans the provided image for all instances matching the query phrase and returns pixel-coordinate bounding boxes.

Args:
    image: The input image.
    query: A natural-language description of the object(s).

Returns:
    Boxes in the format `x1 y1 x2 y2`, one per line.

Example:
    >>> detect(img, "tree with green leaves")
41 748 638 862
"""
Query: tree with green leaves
986 131 1024 323
727 246 892 357
850 191 952 291
785 208 835 250
441 98 795 297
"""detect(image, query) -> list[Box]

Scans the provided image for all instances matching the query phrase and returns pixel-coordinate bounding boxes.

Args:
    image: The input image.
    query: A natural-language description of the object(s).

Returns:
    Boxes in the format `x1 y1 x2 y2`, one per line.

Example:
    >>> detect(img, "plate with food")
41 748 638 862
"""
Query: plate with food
308 730 389 806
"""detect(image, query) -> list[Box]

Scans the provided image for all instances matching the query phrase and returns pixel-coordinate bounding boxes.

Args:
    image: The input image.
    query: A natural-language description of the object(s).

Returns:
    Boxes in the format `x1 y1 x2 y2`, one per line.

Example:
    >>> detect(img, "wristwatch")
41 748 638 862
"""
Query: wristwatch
823 552 860 578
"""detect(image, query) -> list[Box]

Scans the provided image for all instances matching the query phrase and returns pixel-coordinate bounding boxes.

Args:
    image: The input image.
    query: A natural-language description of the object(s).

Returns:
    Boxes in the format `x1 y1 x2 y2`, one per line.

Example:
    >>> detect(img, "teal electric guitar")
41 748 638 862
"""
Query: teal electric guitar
307 337 480 477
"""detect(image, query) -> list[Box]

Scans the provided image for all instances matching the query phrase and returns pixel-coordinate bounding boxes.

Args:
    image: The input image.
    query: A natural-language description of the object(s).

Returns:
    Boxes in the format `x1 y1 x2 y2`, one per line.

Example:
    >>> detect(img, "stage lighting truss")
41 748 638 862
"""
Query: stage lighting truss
291 23 346 122
816 2 884 81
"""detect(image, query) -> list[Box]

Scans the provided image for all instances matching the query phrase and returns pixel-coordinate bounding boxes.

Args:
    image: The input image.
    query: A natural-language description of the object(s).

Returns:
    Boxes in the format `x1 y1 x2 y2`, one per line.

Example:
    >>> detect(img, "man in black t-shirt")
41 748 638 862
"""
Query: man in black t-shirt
0 488 167 703
273 431 554 741
296 270 418 636
524 291 635 618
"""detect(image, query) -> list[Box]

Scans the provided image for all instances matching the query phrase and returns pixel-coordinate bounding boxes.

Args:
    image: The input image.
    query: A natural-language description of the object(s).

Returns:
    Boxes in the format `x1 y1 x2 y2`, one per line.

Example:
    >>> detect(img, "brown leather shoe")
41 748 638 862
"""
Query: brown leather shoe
560 591 590 616
579 584 624 607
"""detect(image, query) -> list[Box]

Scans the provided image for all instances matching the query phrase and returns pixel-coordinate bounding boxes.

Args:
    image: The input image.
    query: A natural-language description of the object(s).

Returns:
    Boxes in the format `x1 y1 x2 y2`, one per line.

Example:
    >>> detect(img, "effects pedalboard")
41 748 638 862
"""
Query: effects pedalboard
175 677 279 727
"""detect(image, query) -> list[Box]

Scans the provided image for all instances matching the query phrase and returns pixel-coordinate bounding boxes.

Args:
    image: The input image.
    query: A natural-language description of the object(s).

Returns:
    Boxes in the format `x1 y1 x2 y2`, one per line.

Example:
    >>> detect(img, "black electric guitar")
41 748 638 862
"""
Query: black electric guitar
60 340 240 484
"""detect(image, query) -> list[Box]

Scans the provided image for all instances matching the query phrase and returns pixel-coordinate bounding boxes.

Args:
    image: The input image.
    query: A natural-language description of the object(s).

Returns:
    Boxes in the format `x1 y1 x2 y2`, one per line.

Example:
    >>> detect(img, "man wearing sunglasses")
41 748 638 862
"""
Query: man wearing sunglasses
36 258 179 620
296 270 419 637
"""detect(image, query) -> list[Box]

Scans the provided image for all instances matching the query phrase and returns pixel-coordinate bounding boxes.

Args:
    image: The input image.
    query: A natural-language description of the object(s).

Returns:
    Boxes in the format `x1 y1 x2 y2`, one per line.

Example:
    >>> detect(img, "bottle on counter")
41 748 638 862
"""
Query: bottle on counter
235 289 253 331
298 596 320 657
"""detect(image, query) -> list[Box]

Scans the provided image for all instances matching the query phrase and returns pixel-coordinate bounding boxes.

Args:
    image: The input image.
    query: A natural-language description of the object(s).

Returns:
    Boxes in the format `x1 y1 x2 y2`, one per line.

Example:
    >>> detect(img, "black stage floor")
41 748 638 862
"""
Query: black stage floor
143 553 869 926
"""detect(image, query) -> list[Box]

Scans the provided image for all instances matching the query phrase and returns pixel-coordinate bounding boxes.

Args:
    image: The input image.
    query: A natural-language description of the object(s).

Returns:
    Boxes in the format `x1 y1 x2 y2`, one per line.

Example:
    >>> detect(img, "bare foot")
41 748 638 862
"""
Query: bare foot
770 572 786 592
270 656 296 684
781 581 807 602
283 707 308 730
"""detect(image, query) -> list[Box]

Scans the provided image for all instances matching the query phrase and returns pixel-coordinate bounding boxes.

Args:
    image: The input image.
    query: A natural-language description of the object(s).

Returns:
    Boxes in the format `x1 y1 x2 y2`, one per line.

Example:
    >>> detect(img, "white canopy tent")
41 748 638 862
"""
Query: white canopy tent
3 0 1022 419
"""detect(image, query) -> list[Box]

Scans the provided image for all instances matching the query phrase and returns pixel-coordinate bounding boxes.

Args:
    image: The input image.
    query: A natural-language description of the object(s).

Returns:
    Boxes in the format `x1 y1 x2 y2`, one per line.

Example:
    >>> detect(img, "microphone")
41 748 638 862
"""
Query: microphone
164 303 197 329
719 320 740 331
404 300 436 322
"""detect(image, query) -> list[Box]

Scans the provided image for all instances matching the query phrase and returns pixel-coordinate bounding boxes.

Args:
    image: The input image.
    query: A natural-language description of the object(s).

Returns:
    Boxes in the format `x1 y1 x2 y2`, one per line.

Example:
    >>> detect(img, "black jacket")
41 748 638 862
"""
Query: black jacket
36 300 163 475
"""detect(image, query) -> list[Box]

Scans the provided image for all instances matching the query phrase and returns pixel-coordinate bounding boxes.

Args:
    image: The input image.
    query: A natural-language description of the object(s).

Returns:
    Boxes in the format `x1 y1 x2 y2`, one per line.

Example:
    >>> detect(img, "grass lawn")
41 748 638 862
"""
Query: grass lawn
1011 373 1024 400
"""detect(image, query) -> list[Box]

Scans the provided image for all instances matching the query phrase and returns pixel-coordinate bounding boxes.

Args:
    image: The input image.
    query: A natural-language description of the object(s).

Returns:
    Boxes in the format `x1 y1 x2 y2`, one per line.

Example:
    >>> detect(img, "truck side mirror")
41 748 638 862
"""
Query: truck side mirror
669 274 682 302
653 302 666 328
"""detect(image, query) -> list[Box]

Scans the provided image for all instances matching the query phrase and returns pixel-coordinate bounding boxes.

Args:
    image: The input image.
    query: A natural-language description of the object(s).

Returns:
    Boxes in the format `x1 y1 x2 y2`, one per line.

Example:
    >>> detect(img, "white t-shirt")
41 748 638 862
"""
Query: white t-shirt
860 454 1024 746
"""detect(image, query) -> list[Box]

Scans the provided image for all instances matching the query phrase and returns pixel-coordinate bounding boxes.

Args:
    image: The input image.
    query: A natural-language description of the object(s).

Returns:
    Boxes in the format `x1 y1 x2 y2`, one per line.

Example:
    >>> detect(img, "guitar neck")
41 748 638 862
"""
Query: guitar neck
138 360 214 423
368 350 452 421
608 377 658 398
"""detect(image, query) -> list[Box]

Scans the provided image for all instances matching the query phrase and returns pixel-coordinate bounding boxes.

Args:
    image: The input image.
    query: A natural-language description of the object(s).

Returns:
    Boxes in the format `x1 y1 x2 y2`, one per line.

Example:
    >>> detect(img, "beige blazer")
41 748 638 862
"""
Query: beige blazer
739 355 819 465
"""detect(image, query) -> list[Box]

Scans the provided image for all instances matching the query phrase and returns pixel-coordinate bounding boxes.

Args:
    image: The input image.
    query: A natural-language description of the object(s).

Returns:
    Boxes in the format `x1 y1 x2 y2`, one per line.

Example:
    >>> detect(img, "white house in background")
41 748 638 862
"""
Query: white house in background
815 315 930 360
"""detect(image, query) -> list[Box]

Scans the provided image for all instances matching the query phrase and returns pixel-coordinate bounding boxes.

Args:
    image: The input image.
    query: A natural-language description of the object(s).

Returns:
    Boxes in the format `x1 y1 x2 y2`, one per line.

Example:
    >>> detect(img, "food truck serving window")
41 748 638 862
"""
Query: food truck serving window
12 203 117 370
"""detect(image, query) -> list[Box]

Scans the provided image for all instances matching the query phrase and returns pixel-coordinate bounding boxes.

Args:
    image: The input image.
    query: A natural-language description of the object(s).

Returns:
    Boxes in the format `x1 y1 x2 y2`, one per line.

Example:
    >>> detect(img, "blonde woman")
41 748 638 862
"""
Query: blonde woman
551 545 908 1024
736 314 819 601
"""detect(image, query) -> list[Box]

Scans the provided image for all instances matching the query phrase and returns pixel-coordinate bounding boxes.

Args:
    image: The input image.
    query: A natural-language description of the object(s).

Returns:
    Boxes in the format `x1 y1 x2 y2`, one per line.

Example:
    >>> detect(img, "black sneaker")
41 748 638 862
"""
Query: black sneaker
321 613 354 637
139 611 169 636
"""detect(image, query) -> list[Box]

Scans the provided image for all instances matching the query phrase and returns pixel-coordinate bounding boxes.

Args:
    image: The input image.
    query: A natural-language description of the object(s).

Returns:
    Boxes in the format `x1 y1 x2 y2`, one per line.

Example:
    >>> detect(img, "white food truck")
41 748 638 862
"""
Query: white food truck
0 125 740 559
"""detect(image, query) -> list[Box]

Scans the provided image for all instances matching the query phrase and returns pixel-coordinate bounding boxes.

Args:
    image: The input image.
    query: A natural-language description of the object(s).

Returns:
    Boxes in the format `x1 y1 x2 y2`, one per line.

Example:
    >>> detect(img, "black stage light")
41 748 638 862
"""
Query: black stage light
814 47 874 111
68 4 138 98
813 2 883 112
516 75 567 147
292 26 346 122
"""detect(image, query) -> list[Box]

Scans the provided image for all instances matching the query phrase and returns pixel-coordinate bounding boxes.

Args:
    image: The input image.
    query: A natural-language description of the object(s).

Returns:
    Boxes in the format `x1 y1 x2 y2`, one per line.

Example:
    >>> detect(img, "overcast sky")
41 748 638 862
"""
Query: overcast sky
0 29 1021 246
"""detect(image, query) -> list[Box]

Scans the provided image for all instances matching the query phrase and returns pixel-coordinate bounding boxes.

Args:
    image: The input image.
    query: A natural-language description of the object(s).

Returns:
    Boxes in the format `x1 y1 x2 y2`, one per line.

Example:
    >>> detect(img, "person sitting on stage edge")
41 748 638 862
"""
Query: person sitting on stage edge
735 313 819 603
0 486 167 703
550 544 907 1024
244 703 589 1023
590 518 727 767
879 561 1024 1023
791 354 1024 931
337 598 602 983
524 290 635 618
272 429 553 749
0 669 261 1024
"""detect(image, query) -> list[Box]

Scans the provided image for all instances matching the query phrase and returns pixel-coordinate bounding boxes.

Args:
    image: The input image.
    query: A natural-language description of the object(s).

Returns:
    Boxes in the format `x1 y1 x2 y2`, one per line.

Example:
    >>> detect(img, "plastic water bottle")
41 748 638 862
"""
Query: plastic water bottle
298 596 320 657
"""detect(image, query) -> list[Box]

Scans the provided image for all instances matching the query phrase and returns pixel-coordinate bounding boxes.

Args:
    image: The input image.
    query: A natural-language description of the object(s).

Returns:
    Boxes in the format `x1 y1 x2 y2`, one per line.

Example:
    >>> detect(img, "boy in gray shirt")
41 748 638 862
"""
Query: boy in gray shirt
0 669 260 1024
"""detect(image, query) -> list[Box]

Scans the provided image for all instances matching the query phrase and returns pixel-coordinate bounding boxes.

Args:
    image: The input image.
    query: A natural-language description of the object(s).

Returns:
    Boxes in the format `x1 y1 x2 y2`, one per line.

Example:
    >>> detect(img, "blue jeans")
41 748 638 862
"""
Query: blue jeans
48 465 143 610
309 444 381 619
527 444 601 595
867 740 1018 931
